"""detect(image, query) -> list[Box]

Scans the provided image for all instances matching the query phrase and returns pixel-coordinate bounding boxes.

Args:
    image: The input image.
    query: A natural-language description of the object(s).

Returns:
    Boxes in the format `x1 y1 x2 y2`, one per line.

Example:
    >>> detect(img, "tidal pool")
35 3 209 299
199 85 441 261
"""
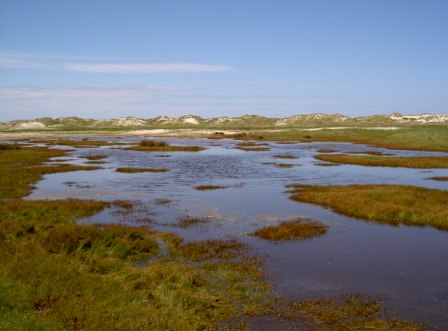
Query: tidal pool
23 137 448 329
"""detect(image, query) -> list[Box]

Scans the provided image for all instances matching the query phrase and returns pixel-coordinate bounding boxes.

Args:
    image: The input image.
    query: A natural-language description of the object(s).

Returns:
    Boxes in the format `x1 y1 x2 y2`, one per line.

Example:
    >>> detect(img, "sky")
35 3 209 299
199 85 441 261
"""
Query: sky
0 0 447 121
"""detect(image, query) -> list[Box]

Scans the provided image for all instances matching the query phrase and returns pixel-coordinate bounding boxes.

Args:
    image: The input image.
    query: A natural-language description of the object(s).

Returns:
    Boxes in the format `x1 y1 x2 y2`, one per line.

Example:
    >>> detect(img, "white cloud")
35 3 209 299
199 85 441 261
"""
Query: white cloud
0 53 48 69
64 63 234 73
0 86 180 99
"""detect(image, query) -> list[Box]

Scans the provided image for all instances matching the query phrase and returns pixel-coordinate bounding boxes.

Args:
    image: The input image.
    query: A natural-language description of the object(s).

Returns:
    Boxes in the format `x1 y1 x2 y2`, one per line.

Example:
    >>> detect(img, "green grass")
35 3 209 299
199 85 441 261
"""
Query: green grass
230 126 448 152
315 154 448 168
0 146 101 199
288 184 448 230
116 167 169 173
249 219 328 241
0 199 273 330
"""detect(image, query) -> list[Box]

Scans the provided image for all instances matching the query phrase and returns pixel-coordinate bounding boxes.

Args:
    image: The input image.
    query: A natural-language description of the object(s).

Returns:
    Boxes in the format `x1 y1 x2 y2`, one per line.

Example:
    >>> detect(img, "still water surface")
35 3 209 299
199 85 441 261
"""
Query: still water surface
25 137 448 329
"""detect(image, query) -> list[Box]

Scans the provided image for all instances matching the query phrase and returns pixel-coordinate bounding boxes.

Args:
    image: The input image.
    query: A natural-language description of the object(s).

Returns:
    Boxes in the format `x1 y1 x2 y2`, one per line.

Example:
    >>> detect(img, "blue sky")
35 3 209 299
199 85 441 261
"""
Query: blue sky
0 0 447 121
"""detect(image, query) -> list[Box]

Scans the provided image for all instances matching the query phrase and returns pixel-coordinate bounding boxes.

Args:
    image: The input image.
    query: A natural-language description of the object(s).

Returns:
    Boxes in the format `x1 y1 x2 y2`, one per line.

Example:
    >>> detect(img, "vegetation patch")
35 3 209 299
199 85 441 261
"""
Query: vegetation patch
288 184 448 230
229 126 448 152
315 162 341 167
176 239 248 262
274 163 295 168
0 146 102 199
0 143 22 150
126 140 205 152
287 294 420 330
427 176 448 181
81 155 108 160
195 185 229 191
177 216 210 228
85 160 107 165
250 219 328 241
116 167 169 173
272 154 297 159
154 198 172 205
315 154 448 168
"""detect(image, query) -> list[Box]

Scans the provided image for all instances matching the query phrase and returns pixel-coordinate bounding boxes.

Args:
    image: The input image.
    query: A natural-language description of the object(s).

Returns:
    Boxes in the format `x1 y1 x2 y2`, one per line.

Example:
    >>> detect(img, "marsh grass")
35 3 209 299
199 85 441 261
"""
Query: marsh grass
0 146 101 199
315 162 341 167
177 216 210 228
0 198 275 330
236 142 269 147
126 140 205 152
315 154 448 168
154 198 172 205
116 167 169 173
288 184 448 230
272 154 298 159
195 185 229 191
85 160 107 165
275 163 295 168
177 239 248 262
287 294 420 330
427 176 448 181
0 143 22 150
81 155 108 160
0 147 276 329
229 126 448 152
250 219 328 241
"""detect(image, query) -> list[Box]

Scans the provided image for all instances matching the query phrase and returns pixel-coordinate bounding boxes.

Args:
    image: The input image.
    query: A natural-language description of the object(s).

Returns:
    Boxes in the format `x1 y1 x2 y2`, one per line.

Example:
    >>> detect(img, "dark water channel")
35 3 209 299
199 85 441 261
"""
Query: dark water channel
22 137 448 329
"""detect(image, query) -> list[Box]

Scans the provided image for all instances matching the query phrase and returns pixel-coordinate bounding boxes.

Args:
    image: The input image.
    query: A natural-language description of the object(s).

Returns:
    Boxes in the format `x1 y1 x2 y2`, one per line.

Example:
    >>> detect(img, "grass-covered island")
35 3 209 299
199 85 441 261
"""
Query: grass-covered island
125 140 205 152
288 184 448 230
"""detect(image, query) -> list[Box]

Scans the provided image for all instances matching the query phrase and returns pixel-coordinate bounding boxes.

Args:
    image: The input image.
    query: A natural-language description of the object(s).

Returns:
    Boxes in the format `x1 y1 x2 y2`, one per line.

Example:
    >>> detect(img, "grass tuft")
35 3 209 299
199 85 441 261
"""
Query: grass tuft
195 185 229 191
249 219 328 241
177 216 210 228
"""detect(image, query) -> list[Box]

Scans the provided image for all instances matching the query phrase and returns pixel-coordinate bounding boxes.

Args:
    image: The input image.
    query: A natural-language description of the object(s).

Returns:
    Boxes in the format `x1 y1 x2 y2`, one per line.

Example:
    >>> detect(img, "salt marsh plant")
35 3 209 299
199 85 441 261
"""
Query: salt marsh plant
250 219 328 241
288 184 448 230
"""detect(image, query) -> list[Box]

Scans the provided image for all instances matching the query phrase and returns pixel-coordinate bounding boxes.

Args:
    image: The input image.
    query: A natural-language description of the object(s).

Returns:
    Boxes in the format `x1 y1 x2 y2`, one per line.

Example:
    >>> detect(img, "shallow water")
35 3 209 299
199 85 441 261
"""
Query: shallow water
21 137 448 329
